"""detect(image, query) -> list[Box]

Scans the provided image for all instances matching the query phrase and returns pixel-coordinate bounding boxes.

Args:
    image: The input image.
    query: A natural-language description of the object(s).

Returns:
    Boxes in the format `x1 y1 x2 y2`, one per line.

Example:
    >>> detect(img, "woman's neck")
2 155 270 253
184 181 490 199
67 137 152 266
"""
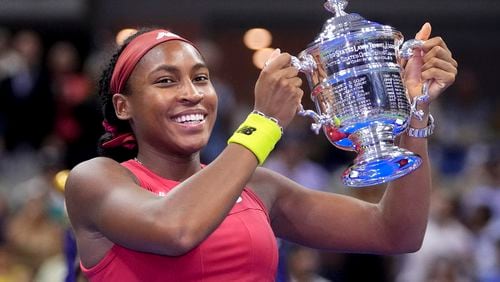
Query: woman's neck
134 151 202 182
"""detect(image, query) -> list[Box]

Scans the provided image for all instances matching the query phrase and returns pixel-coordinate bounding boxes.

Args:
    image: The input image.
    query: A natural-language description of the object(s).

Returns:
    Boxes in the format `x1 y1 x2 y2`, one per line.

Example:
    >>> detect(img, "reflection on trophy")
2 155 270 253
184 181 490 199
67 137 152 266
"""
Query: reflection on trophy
292 0 429 187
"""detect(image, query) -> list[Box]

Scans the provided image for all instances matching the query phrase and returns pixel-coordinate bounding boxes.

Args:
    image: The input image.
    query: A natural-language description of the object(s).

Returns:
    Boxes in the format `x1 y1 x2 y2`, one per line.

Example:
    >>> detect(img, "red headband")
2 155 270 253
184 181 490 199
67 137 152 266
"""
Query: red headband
110 29 193 94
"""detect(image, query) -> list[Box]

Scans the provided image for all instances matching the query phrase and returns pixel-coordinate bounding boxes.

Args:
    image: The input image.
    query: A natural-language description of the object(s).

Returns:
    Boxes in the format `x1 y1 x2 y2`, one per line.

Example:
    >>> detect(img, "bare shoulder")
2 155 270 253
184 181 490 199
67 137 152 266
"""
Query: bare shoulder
65 157 136 227
65 157 134 200
65 157 142 266
67 156 132 180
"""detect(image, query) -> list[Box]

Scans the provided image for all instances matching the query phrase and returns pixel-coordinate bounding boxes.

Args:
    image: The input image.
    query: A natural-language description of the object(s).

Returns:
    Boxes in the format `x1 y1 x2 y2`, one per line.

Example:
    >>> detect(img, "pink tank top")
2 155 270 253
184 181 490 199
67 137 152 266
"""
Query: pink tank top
81 159 278 281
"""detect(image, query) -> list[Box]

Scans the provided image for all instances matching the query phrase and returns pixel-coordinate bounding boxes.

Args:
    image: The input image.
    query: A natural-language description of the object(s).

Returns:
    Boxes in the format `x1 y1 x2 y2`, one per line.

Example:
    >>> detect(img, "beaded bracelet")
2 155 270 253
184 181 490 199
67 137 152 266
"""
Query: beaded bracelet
250 110 283 134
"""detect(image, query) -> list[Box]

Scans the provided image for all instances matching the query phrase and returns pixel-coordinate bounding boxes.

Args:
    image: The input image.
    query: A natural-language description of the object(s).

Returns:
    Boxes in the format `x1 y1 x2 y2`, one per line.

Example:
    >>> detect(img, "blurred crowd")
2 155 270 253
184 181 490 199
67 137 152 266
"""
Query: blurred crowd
0 27 498 282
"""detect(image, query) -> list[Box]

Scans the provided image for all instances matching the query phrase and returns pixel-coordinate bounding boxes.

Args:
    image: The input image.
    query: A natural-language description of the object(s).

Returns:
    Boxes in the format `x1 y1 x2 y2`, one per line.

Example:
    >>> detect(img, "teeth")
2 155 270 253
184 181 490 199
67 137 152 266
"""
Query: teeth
173 113 205 123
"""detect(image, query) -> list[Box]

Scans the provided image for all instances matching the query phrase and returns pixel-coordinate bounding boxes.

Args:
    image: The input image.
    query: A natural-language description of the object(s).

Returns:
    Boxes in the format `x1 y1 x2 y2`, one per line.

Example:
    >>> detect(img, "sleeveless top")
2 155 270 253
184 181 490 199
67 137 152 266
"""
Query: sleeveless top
81 159 279 282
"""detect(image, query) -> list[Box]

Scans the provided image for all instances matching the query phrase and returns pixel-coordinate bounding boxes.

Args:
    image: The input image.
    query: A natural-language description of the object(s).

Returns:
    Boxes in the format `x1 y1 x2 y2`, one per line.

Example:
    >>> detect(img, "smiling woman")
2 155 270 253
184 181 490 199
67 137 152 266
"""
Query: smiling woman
64 28 289 281
63 25 457 282
97 29 216 161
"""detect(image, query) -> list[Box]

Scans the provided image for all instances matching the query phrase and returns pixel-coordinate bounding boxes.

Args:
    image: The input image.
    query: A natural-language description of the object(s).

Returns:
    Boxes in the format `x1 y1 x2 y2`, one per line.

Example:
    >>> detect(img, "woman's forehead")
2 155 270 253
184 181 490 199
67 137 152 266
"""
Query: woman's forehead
139 40 205 68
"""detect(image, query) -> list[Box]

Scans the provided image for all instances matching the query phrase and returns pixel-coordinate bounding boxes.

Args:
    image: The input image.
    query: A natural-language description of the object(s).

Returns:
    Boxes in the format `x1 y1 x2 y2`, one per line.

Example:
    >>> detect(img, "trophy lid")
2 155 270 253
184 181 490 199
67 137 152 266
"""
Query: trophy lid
310 0 398 47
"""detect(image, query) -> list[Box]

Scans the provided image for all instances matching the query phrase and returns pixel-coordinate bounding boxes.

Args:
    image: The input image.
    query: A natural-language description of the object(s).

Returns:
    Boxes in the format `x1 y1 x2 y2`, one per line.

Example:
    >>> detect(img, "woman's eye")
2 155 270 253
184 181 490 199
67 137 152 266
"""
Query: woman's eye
156 78 174 84
194 75 209 82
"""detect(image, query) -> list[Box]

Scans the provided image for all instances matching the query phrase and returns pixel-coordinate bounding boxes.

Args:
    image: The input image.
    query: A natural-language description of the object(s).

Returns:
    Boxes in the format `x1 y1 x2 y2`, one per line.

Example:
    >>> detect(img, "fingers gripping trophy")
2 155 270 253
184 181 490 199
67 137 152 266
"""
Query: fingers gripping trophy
291 0 432 187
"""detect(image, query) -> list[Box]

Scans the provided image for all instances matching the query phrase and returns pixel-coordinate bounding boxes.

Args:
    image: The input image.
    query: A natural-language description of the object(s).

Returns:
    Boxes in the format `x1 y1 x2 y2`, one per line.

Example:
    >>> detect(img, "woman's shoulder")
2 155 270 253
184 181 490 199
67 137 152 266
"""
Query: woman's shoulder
65 157 139 228
71 156 121 170
69 157 133 179
65 157 136 200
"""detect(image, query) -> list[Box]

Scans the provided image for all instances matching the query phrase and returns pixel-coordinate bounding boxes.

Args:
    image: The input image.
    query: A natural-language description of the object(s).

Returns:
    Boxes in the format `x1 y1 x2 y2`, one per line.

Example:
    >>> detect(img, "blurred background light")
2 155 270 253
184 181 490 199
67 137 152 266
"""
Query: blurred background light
54 169 70 193
243 28 272 50
252 47 275 69
115 28 138 45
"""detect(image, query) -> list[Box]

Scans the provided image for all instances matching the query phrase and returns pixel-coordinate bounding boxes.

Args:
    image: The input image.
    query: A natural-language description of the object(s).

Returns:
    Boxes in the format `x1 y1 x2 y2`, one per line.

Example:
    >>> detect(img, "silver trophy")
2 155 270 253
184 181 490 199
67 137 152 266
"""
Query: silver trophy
292 0 430 187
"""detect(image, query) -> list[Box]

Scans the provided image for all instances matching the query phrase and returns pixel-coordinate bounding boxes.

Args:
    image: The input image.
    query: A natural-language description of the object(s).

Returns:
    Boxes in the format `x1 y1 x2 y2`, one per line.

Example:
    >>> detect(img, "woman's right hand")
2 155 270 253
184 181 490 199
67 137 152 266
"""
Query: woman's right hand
254 49 304 129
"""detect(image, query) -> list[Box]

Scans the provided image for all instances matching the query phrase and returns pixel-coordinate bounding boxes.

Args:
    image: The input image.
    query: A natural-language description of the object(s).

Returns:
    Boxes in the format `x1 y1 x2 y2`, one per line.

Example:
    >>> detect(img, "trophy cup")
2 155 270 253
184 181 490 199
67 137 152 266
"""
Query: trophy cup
292 0 430 187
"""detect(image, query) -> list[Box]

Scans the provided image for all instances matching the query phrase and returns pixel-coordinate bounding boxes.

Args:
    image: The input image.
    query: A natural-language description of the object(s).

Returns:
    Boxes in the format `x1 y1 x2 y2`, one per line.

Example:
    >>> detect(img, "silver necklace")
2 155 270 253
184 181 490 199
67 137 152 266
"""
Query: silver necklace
134 157 143 165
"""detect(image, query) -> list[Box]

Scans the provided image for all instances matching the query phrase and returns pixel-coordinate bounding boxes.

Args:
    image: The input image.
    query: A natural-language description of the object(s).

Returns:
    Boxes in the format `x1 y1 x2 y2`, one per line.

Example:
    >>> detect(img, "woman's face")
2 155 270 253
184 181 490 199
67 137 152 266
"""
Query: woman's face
122 40 218 157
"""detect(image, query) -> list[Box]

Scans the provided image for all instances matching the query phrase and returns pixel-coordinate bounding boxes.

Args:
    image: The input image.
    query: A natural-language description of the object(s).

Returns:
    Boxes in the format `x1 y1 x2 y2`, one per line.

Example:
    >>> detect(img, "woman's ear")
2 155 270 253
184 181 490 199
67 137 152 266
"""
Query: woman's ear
112 93 132 120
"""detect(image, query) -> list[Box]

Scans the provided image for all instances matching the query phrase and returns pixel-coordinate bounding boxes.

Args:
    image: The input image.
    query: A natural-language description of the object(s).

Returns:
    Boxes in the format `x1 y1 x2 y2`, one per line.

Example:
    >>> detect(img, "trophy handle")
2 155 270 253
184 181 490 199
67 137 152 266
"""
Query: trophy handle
297 105 332 135
290 55 329 135
290 54 316 73
399 39 431 121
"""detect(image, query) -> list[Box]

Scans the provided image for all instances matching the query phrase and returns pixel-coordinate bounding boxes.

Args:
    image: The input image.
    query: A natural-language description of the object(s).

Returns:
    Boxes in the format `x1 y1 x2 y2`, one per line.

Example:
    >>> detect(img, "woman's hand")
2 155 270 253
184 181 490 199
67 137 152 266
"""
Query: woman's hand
404 23 458 104
254 49 304 128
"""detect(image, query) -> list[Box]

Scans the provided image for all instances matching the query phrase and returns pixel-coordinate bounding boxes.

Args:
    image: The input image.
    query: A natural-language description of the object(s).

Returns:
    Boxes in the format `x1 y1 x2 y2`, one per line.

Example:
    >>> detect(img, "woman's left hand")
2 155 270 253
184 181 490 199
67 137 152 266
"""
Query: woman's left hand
404 22 458 103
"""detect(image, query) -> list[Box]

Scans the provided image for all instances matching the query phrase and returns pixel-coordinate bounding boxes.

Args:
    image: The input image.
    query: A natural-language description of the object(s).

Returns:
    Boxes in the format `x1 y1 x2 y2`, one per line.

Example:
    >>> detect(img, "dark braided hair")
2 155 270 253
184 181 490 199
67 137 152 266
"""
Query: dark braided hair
97 28 155 162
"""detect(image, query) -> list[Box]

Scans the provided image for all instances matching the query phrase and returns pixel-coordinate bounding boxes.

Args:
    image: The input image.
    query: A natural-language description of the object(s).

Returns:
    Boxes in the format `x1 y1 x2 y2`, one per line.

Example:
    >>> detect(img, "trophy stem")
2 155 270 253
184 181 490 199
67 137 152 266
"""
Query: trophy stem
342 123 422 187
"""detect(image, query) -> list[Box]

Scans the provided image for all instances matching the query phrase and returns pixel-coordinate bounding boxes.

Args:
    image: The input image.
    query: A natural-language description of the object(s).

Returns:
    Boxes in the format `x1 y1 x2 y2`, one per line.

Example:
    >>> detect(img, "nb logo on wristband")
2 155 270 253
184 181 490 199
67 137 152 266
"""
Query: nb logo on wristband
237 126 256 135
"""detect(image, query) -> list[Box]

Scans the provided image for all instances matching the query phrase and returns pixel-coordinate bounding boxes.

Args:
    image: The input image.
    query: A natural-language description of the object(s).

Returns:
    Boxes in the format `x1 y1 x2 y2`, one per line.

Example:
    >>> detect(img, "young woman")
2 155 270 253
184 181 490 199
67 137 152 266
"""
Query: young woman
64 24 457 281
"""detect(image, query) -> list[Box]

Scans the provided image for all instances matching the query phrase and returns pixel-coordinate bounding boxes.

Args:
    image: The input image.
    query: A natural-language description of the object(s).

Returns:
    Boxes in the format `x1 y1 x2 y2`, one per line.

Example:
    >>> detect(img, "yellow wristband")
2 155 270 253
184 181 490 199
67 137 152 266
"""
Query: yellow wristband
227 112 282 165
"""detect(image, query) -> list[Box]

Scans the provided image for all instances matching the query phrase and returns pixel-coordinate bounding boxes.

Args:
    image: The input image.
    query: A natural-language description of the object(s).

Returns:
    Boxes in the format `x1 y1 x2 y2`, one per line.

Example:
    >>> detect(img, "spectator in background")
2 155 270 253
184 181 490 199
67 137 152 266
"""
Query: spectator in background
395 188 475 282
265 125 331 192
0 29 55 152
46 40 101 168
287 244 331 282
0 246 32 282
0 28 24 82
47 41 90 145
461 152 500 227
0 193 9 248
479 239 500 282
1 143 66 280
7 143 64 213
4 191 64 275
432 67 493 177
461 151 500 281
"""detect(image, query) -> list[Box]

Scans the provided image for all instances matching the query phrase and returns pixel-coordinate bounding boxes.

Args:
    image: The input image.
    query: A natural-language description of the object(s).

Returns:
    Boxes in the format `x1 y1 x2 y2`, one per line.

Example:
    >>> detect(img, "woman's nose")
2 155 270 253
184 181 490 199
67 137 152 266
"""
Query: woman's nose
179 81 203 103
